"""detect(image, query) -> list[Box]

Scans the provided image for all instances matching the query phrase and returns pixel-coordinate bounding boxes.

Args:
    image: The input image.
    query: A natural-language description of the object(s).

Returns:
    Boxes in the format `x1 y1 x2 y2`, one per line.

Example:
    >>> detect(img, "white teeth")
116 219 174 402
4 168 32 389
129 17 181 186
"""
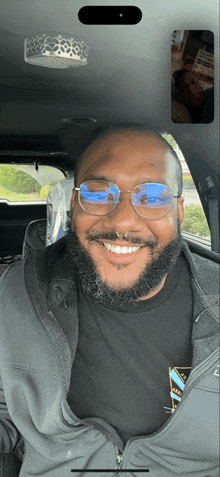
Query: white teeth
103 242 140 254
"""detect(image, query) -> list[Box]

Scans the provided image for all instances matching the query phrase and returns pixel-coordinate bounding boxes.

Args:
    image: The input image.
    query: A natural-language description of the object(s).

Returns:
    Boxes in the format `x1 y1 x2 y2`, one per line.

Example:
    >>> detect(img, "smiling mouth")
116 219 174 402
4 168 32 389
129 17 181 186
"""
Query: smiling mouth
103 241 141 254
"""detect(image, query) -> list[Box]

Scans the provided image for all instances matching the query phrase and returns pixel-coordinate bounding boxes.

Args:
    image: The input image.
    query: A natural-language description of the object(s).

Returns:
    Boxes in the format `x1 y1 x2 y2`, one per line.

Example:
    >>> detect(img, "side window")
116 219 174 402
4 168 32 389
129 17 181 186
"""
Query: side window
0 165 64 203
161 134 211 242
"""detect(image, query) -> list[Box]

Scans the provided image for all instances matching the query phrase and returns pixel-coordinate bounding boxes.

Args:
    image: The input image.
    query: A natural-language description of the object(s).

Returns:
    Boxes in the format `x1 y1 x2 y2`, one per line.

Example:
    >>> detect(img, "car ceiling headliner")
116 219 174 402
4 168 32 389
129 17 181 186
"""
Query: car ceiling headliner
0 0 219 173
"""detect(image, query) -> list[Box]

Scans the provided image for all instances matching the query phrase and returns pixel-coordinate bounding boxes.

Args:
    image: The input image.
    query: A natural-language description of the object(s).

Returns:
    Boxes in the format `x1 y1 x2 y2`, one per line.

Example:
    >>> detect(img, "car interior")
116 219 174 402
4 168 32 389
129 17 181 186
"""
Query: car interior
0 0 219 475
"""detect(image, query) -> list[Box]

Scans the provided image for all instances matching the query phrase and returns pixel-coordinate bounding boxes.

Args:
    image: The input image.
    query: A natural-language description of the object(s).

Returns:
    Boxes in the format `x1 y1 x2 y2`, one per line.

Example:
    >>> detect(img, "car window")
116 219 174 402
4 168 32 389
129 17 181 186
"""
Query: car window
0 164 64 204
161 134 211 242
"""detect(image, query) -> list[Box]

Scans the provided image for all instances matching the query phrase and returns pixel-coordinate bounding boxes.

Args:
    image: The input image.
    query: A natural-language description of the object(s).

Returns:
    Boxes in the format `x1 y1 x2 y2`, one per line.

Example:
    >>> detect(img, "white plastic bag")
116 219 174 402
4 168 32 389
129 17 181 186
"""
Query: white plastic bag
46 175 74 246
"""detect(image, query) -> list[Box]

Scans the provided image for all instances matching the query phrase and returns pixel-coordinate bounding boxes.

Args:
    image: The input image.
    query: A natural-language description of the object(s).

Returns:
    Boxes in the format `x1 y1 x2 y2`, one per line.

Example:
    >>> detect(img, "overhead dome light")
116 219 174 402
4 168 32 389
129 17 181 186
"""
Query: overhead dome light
24 33 89 68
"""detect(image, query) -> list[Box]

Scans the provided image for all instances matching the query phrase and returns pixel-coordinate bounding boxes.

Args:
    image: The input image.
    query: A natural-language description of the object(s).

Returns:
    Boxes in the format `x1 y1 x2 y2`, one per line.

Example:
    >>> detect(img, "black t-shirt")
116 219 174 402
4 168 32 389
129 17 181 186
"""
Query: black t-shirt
67 252 193 443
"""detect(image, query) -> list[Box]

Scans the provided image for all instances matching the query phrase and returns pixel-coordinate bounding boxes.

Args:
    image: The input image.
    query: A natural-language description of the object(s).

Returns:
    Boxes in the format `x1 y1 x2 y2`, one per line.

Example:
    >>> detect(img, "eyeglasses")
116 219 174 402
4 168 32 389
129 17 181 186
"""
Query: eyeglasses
74 180 179 220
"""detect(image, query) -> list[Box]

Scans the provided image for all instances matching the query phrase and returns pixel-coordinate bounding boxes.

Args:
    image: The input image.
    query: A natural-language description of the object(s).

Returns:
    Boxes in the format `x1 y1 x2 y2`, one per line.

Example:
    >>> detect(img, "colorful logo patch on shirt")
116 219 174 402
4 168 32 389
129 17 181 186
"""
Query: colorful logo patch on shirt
164 367 191 414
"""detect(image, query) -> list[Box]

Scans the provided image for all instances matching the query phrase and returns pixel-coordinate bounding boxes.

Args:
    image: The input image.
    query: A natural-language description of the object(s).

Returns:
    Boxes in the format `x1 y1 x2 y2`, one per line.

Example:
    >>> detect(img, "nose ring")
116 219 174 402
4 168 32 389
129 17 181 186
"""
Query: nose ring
116 231 128 239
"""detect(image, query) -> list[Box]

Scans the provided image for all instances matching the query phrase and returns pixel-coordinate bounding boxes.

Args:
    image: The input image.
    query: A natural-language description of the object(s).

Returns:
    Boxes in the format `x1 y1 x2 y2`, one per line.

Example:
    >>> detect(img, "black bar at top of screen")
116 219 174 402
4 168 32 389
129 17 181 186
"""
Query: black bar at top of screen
78 6 142 25
71 470 149 473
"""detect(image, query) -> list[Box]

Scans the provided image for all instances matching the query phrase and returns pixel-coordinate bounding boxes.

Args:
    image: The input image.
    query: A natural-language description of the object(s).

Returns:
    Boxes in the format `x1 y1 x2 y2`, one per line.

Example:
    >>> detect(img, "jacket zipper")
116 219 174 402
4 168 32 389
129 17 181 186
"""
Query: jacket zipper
182 348 219 394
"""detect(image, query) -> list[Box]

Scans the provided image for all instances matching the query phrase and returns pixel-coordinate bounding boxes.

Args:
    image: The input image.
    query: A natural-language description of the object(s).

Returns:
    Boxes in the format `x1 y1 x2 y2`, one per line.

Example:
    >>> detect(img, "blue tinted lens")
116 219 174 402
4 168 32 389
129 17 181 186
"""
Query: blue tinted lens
80 182 119 204
133 183 173 207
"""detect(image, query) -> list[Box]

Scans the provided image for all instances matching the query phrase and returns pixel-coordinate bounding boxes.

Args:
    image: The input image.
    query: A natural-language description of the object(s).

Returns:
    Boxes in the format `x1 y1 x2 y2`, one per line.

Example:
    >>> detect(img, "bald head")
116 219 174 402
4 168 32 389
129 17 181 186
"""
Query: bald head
74 127 182 196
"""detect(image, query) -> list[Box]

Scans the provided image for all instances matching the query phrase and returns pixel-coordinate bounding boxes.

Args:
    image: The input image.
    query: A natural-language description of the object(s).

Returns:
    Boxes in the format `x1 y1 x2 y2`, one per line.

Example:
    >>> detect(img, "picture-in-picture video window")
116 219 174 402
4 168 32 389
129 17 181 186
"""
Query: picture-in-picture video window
171 30 214 123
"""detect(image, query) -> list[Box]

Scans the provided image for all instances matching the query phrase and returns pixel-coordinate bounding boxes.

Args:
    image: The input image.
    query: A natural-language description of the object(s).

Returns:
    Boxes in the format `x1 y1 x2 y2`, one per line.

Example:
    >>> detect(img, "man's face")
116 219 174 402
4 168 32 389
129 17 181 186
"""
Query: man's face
182 72 204 98
68 130 184 308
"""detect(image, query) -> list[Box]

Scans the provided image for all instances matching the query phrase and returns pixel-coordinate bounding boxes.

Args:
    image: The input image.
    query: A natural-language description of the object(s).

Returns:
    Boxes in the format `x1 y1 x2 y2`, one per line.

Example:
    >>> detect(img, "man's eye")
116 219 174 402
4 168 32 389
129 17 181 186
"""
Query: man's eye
107 192 115 202
140 194 148 203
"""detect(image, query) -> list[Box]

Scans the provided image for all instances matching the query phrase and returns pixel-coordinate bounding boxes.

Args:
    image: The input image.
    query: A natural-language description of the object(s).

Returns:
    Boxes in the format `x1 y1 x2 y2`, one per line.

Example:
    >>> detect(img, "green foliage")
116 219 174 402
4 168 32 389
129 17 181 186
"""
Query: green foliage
182 204 210 238
40 184 52 199
162 133 177 149
0 165 41 194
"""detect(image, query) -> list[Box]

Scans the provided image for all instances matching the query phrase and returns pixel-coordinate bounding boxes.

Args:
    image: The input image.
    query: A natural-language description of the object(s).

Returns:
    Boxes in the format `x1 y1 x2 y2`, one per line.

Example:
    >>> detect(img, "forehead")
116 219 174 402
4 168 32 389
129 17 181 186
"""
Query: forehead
78 132 174 185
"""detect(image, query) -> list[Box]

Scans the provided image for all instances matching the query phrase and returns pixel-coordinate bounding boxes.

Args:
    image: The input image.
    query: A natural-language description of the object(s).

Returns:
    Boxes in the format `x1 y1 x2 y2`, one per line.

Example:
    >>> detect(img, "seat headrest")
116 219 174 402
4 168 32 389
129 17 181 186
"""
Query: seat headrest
22 219 46 258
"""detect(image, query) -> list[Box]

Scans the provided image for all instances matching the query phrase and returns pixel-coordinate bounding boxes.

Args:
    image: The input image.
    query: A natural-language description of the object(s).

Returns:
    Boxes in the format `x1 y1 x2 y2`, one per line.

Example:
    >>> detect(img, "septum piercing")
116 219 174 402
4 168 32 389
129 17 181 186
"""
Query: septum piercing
116 231 128 239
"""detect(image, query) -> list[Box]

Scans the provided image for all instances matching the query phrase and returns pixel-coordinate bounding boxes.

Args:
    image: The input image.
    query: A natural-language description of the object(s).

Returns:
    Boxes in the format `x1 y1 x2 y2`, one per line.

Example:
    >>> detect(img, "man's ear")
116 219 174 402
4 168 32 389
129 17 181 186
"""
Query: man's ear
178 196 185 228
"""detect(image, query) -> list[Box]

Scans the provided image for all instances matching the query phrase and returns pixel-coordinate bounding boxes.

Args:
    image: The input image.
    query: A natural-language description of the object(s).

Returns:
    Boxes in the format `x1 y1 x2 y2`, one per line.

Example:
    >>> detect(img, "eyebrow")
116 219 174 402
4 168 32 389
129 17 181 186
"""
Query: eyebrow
83 174 168 186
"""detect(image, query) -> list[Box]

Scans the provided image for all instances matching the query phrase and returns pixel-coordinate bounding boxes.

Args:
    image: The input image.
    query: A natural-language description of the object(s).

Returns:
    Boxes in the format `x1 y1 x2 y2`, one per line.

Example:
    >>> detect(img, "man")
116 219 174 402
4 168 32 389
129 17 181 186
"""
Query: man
171 69 205 123
0 126 219 476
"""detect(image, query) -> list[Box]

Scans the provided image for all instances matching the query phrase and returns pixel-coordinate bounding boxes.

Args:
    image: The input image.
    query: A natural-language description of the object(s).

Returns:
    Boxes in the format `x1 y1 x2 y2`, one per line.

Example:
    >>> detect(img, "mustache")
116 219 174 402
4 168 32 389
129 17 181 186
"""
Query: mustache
85 230 158 248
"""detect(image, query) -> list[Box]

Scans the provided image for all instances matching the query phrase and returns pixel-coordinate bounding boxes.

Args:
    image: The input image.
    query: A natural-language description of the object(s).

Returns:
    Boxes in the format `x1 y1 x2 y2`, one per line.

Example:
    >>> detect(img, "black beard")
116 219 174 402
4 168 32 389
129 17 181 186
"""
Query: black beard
66 222 183 311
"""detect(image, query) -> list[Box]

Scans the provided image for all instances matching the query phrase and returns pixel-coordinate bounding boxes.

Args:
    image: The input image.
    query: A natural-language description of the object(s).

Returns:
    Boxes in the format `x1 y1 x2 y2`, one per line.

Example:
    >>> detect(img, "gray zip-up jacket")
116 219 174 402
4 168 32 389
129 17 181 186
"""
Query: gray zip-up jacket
0 237 219 476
